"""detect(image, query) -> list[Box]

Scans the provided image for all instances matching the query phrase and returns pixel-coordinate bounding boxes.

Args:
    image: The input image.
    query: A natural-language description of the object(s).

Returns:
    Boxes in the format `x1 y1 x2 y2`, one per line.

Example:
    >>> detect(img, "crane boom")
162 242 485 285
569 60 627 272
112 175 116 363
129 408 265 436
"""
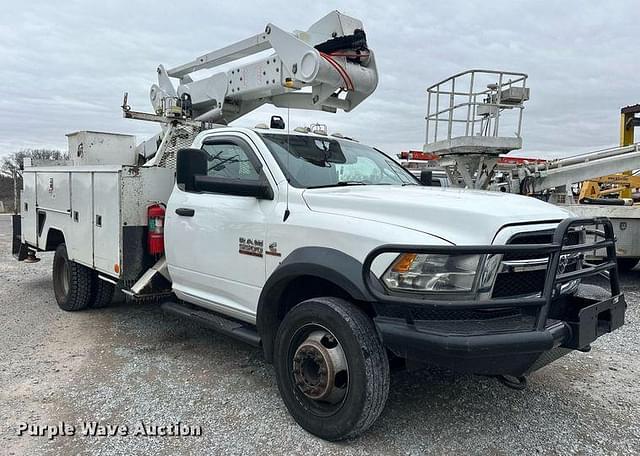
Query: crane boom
146 10 378 124
526 144 640 193
123 10 378 167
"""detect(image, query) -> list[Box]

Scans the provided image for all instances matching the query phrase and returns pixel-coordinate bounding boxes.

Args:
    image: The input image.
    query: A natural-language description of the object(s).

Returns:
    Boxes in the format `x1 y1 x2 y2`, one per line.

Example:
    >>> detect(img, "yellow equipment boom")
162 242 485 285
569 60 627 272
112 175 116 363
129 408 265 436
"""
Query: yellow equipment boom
578 104 640 202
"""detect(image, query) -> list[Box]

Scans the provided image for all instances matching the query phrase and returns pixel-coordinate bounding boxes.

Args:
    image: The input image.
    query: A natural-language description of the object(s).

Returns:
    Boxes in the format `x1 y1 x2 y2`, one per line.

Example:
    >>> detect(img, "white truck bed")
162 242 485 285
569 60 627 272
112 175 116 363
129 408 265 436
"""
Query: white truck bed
563 204 640 258
21 164 174 280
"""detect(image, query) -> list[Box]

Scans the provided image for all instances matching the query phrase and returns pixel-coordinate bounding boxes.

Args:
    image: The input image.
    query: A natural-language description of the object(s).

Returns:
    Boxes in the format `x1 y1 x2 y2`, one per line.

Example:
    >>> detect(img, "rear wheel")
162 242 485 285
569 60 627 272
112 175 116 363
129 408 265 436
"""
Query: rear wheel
89 274 115 308
274 297 389 441
52 244 93 311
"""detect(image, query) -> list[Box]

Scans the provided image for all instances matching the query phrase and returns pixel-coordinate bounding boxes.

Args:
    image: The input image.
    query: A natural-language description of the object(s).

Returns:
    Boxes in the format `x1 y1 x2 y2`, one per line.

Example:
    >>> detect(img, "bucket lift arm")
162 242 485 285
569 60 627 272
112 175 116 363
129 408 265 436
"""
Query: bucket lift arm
138 10 378 126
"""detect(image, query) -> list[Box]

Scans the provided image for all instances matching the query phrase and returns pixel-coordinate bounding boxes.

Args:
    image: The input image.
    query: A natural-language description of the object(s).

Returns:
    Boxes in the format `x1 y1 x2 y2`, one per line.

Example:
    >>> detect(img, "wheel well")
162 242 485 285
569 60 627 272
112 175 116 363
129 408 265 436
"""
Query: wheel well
259 275 375 363
45 228 65 251
278 276 373 318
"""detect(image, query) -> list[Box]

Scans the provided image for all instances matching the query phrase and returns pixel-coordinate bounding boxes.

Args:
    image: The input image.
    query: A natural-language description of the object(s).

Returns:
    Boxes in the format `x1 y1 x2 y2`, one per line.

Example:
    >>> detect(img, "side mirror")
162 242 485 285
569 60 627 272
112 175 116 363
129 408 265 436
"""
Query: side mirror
420 170 433 186
176 148 208 192
193 176 274 199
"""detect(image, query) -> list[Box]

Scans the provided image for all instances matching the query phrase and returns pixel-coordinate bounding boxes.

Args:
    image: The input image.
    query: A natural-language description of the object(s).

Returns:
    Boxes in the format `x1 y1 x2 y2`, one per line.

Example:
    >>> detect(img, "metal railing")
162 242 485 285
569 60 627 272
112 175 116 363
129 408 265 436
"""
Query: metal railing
425 69 529 146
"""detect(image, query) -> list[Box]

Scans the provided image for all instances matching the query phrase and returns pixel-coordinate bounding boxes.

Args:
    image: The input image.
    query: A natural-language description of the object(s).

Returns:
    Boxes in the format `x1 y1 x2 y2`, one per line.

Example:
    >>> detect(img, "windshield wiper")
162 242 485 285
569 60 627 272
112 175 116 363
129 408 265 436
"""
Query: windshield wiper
307 181 368 189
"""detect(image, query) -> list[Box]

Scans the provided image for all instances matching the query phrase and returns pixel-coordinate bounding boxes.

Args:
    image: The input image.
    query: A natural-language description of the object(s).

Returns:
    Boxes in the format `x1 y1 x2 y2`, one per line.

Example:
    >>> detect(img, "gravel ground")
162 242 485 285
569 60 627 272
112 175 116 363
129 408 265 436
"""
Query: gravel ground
1 214 639 455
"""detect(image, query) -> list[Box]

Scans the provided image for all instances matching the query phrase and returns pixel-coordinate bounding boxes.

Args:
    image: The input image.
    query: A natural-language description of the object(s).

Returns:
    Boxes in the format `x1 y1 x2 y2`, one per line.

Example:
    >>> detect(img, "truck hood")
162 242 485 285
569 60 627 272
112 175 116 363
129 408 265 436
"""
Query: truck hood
302 186 572 245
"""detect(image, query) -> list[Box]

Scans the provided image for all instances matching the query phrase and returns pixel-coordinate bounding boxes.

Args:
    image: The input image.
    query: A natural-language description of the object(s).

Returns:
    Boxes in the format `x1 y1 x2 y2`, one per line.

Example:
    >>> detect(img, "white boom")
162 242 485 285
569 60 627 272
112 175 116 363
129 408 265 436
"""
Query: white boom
123 11 378 166
514 143 640 199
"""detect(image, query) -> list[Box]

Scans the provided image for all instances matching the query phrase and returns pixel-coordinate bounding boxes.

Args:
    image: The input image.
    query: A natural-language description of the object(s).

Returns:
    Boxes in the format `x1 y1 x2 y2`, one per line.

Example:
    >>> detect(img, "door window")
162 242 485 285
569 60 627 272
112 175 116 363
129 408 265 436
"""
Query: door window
202 141 261 181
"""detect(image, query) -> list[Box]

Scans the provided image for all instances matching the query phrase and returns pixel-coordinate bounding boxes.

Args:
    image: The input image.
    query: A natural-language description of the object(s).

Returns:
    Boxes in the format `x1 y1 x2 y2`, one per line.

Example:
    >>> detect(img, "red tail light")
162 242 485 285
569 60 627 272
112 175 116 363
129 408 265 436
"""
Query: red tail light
147 204 165 255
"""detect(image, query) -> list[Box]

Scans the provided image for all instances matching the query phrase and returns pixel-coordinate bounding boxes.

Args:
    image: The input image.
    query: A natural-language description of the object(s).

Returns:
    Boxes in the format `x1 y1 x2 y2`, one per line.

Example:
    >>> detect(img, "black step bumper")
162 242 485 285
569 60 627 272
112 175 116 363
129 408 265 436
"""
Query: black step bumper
374 293 625 375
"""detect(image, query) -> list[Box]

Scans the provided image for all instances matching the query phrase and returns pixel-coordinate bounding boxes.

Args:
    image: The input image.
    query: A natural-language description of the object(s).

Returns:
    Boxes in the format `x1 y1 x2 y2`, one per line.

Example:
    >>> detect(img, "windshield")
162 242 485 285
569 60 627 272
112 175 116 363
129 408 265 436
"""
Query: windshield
259 133 419 188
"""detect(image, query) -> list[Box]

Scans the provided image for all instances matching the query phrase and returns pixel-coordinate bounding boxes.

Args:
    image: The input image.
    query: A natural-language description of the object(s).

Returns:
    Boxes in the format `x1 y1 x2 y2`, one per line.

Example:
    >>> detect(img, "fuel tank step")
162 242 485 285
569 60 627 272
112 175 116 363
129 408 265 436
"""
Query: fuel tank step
161 301 261 347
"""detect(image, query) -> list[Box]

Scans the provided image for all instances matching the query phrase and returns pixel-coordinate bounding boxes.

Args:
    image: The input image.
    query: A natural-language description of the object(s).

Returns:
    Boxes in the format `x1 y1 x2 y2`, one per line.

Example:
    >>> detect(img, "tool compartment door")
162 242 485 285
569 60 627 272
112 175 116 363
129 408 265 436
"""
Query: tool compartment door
21 172 38 246
92 172 121 276
35 171 71 214
68 172 94 267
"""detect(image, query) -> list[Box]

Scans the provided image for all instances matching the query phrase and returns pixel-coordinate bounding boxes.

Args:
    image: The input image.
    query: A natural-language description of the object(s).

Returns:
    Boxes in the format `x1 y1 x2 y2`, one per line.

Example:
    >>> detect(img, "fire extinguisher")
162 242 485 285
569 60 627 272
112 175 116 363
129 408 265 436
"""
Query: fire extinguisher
147 204 165 255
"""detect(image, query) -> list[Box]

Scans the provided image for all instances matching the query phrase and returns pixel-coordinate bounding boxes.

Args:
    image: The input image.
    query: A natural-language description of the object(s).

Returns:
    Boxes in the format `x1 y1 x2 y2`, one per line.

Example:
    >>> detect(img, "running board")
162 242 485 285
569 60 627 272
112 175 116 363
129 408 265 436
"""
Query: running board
161 301 261 347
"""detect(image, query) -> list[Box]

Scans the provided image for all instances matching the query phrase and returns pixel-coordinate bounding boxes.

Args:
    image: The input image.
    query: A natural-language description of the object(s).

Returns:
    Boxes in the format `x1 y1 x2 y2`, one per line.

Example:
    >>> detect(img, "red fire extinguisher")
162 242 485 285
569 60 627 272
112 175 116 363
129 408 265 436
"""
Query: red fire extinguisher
147 204 165 255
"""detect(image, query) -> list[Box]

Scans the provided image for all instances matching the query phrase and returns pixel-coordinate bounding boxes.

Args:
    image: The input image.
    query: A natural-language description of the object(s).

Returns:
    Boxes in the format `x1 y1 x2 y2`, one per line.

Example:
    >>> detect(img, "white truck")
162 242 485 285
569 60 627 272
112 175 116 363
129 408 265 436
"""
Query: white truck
12 11 626 441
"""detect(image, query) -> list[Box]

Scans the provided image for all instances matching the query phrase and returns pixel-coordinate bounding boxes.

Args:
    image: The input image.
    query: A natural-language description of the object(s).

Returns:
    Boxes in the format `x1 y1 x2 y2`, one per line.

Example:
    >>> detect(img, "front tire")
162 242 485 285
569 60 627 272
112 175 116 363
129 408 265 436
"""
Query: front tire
274 297 390 441
52 244 93 311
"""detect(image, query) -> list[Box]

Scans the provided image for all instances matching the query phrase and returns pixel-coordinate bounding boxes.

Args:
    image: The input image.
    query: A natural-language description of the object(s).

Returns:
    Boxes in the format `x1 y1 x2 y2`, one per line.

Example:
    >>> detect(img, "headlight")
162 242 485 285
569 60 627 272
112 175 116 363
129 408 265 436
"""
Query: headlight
382 253 481 292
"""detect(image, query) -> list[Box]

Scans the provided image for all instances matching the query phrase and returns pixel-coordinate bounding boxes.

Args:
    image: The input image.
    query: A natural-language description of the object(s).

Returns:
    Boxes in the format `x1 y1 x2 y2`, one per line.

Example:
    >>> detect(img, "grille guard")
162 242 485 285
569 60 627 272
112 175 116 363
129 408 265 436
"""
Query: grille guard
362 217 621 332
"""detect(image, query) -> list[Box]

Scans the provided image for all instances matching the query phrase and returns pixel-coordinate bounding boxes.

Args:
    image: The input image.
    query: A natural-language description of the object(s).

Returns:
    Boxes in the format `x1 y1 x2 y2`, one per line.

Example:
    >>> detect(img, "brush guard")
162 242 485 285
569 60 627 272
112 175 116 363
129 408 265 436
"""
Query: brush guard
362 217 626 375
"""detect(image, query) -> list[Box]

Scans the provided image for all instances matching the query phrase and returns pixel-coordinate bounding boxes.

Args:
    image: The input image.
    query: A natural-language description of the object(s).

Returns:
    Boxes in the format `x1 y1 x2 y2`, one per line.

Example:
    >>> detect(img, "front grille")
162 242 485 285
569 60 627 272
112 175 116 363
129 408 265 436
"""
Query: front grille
492 269 546 298
503 231 579 260
492 230 581 298
503 232 551 261
508 232 553 245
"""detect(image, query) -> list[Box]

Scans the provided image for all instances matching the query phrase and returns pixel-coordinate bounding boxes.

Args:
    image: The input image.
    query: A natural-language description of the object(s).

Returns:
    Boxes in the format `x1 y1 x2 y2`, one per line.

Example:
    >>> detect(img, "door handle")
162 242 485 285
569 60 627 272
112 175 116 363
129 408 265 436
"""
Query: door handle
175 208 195 217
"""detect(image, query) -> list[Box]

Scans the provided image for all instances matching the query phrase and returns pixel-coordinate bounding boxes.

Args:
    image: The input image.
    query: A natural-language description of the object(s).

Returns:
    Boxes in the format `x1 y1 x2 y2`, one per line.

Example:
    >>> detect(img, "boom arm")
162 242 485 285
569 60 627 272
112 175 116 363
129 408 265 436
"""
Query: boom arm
148 10 378 124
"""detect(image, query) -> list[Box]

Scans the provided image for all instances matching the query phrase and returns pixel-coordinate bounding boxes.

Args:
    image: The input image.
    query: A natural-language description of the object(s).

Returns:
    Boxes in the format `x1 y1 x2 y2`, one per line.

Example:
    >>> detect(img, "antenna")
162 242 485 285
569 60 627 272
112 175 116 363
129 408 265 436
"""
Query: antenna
283 107 291 222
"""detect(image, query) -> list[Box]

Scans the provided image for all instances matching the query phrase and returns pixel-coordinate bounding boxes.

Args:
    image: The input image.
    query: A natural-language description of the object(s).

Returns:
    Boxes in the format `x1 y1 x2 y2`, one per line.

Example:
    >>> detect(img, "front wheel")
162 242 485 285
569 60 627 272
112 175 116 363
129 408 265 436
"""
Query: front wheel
274 297 390 441
52 244 93 311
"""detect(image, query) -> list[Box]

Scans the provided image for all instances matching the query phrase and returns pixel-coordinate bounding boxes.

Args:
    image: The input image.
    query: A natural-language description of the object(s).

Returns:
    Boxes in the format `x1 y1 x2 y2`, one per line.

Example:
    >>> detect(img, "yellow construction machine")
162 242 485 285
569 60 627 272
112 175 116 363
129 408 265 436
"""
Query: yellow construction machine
578 104 640 203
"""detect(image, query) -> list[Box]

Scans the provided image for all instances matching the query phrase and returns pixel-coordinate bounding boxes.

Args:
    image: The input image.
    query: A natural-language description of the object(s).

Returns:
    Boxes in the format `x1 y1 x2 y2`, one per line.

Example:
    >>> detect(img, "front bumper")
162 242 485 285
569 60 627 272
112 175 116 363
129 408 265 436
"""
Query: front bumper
374 292 625 375
363 217 627 376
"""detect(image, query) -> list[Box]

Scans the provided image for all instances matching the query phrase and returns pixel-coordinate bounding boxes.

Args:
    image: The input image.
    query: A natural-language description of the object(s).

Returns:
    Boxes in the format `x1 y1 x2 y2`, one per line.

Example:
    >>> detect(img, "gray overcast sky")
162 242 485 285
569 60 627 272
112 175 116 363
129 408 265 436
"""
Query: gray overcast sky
1 0 638 159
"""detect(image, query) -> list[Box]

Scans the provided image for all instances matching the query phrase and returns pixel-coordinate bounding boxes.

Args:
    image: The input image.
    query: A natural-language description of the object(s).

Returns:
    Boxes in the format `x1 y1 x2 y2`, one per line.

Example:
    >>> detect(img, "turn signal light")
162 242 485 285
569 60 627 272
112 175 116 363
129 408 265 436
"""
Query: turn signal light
391 253 417 273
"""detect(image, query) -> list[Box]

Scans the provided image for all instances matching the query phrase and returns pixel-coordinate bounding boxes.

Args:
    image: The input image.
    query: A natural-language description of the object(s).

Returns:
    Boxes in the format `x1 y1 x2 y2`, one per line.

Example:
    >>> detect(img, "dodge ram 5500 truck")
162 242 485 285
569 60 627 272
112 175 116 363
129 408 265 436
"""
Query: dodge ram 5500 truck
11 11 626 441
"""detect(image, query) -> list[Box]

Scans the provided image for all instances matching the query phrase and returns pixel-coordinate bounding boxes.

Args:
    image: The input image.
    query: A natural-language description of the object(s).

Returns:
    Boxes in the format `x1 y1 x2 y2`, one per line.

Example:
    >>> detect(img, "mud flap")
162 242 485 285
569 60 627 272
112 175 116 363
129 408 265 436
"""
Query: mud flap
11 214 28 261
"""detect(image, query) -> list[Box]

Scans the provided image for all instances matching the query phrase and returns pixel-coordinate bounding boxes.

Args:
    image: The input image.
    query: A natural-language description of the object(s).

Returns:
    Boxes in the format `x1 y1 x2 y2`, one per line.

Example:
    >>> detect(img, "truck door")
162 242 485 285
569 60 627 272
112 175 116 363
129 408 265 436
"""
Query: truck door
165 134 277 323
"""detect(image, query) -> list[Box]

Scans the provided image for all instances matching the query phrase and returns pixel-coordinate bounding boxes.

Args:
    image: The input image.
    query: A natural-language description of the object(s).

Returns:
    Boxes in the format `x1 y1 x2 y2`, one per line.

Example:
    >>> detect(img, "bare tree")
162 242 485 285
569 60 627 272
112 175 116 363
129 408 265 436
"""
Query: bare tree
1 149 68 214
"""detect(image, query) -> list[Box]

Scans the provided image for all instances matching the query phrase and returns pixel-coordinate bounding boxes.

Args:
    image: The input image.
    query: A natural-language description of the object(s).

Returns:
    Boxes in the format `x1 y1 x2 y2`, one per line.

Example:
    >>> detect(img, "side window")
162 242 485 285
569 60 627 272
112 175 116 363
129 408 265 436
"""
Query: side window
201 141 261 181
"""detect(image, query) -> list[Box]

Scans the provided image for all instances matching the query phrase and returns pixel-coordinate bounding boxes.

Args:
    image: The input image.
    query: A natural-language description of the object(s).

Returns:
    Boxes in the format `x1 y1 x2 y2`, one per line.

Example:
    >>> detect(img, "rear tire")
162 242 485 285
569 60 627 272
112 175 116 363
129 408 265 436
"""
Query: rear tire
89 274 115 308
274 297 390 441
52 244 93 311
